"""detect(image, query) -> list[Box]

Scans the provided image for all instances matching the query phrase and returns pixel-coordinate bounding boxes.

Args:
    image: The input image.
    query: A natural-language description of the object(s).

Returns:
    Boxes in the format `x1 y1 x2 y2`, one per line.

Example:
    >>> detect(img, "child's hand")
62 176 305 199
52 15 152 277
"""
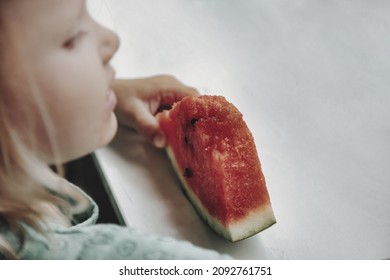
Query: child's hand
113 75 199 148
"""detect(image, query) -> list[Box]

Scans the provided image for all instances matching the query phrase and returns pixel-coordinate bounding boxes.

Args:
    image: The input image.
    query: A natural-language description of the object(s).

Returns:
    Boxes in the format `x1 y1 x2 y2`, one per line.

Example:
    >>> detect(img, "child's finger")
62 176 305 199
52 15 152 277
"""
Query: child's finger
130 102 166 148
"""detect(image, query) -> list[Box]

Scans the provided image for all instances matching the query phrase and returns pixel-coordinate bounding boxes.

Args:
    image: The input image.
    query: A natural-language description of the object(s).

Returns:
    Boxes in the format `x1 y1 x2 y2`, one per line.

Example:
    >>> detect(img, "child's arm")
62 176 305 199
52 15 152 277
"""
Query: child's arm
113 75 199 148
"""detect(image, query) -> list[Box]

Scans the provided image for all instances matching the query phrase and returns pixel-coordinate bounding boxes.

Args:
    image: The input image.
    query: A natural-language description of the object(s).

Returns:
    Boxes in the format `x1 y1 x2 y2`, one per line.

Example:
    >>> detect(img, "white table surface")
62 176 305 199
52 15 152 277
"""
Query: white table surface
88 0 390 259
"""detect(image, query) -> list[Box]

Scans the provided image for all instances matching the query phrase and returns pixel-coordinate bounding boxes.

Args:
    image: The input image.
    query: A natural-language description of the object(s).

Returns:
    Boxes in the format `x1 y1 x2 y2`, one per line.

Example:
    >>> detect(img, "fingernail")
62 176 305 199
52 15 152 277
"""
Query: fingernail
153 133 165 148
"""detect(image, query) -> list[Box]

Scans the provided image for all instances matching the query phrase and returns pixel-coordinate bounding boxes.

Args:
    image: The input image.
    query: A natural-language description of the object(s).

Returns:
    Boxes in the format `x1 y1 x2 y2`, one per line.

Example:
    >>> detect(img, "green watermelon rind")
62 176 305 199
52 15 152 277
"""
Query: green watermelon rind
166 146 276 242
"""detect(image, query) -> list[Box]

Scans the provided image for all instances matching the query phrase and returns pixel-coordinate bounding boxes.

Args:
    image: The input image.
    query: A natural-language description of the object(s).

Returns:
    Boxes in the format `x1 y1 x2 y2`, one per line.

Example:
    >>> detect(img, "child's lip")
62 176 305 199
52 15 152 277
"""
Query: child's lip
108 67 116 85
106 88 117 111
106 66 116 110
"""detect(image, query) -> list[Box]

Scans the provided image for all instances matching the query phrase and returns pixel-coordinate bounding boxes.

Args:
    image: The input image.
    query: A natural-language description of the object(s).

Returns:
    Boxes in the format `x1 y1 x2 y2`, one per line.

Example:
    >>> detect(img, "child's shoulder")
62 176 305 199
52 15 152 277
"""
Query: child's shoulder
19 181 232 260
23 222 232 260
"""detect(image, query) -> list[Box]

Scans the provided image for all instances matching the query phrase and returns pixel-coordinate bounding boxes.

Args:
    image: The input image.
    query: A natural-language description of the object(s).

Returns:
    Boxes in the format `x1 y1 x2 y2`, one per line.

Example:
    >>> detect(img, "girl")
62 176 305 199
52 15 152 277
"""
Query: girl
0 0 231 259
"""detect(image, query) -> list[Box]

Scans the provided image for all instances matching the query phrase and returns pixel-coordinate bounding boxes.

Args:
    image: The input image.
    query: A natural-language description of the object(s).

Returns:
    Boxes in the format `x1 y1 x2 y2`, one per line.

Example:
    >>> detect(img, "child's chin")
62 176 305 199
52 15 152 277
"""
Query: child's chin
51 113 118 164
99 112 118 146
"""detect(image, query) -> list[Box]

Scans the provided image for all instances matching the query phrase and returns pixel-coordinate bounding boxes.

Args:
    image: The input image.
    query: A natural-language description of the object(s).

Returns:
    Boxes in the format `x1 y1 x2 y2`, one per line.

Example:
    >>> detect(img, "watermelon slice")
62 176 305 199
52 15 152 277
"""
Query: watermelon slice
157 95 276 242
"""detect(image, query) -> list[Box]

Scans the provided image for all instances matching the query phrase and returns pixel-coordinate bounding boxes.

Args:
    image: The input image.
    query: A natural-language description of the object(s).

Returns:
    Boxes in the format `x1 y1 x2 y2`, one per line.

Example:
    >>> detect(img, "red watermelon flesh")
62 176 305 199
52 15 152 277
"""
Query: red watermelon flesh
157 95 276 242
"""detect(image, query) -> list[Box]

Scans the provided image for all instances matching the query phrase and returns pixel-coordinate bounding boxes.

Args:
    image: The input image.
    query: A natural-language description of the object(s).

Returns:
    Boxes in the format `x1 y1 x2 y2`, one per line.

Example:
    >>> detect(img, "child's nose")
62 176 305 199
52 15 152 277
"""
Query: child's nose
99 26 120 65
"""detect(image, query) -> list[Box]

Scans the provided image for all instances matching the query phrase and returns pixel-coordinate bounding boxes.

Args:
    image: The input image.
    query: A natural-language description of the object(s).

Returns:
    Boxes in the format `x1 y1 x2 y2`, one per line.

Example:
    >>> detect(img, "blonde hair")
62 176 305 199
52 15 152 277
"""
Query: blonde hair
0 4 86 259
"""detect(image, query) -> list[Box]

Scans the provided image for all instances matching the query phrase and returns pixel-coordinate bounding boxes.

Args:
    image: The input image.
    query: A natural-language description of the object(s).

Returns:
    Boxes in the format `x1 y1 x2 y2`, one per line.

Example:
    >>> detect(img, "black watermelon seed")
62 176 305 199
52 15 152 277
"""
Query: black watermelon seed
184 136 189 144
190 118 198 127
183 168 192 178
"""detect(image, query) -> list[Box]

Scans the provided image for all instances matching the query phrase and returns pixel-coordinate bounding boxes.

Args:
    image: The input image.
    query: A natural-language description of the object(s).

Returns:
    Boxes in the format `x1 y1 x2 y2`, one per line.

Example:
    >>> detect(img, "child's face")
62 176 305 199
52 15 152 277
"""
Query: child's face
1 0 120 163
